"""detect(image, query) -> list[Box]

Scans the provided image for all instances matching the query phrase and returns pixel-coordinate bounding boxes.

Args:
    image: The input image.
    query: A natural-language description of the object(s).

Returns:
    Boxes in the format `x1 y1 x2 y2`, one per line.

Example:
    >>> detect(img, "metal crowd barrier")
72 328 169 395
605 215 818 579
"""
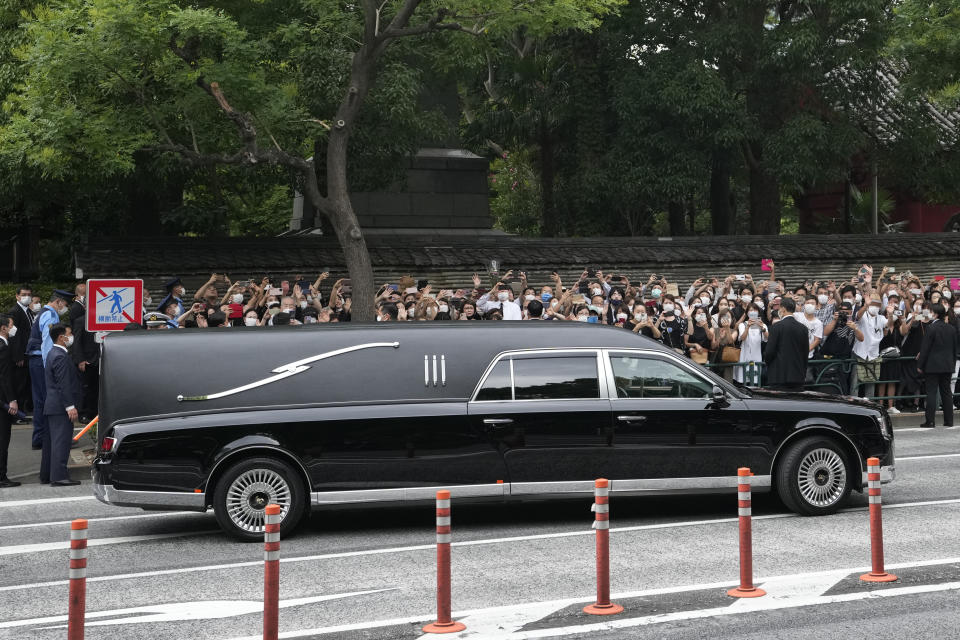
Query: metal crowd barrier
704 354 958 405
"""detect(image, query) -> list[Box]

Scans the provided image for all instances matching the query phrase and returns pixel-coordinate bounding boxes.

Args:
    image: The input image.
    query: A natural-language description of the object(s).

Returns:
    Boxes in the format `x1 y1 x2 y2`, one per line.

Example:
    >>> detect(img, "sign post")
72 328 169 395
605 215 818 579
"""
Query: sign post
86 279 144 332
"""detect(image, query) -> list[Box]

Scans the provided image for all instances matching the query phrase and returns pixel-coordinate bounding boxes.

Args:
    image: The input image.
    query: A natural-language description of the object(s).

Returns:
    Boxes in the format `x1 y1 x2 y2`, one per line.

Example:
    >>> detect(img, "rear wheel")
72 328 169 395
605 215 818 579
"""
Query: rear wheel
213 456 306 541
776 436 852 515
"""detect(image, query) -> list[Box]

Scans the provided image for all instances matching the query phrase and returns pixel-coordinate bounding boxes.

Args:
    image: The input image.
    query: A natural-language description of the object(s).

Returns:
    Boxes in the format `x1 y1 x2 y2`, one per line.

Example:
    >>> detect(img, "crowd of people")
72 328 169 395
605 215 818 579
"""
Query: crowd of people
2 260 958 488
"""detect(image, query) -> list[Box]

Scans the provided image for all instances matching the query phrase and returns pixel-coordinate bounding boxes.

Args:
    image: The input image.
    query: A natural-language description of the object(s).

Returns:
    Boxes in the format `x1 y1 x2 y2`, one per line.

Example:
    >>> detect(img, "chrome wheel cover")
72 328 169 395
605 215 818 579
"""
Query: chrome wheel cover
797 448 847 507
225 469 291 533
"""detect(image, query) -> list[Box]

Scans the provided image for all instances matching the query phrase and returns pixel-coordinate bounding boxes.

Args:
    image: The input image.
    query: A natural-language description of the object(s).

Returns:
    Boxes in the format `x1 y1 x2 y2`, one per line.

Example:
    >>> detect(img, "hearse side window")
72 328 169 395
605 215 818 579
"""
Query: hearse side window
610 355 712 399
512 357 599 400
475 360 513 401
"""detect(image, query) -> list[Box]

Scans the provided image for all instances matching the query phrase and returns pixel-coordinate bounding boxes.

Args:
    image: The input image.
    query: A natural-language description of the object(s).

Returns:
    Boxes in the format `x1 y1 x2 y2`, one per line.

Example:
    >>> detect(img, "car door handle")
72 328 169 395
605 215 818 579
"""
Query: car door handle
483 418 514 425
617 415 647 423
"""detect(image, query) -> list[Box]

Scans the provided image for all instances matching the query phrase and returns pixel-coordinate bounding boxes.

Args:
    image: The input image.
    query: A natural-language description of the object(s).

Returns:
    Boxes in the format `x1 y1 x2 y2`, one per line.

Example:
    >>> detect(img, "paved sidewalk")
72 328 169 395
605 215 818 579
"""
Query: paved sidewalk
4 421 97 486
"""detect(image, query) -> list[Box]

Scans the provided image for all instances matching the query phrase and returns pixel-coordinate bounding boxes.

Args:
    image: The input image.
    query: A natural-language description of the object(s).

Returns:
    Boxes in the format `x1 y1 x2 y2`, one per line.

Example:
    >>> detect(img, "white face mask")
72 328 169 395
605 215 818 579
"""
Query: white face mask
31 303 41 312
592 288 602 296
64 336 74 348
19 295 31 306
525 295 535 301
804 303 816 315
232 294 243 304
7 325 17 338
244 317 258 327
855 293 863 303
921 309 932 321
944 290 953 300
954 305 960 313
726 293 737 301
662 303 675 313
817 294 829 305
577 315 589 322
438 304 449 313
497 291 509 302
299 300 308 309
909 288 923 295
767 293 777 302
868 305 880 316
748 310 759 320
755 301 765 310
617 313 628 321
635 313 646 322
741 294 752 303
282 307 296 314
700 296 711 306
144 298 153 306
843 298 854 305
695 313 707 323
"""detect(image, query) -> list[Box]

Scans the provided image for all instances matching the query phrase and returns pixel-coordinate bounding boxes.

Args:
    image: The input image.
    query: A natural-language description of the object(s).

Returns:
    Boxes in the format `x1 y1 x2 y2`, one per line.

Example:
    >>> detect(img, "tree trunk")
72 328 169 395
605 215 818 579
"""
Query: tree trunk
710 148 733 235
668 201 685 236
748 154 781 234
539 131 558 237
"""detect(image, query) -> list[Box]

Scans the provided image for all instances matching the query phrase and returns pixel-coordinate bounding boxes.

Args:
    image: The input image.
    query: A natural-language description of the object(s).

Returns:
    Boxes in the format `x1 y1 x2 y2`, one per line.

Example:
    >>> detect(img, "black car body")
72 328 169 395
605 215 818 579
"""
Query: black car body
92 323 894 539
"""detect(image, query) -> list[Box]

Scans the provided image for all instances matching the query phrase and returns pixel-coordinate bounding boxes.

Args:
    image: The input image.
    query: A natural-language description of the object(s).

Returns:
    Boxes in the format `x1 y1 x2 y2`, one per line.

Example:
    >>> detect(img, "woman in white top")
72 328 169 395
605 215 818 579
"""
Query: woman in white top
737 303 769 386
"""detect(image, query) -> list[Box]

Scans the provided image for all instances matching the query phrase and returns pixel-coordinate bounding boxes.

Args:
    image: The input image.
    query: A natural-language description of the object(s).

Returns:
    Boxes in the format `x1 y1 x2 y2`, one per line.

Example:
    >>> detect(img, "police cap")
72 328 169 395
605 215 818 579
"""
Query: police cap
144 312 172 327
164 277 183 291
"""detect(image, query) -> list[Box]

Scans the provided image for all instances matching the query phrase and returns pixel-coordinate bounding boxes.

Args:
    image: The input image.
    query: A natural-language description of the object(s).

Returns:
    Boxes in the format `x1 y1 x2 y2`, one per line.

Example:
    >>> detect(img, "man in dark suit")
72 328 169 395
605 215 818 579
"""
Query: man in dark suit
42 323 83 486
917 303 958 428
0 314 22 487
764 297 810 392
68 283 99 420
7 284 34 418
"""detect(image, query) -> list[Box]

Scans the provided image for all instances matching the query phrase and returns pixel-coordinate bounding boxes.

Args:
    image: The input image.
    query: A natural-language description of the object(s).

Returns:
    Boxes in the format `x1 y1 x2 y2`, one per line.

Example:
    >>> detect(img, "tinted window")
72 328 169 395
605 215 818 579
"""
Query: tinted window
610 356 712 399
475 360 512 401
513 357 599 400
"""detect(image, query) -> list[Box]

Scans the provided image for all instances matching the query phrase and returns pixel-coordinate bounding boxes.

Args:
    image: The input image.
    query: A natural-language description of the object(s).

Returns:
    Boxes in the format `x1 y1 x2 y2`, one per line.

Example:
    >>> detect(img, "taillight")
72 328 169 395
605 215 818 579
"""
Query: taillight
101 437 116 453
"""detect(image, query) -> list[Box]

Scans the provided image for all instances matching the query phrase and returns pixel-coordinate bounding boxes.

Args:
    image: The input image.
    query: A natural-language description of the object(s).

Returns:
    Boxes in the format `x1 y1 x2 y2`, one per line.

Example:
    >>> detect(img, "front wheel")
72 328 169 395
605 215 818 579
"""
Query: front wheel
213 456 306 541
776 436 852 515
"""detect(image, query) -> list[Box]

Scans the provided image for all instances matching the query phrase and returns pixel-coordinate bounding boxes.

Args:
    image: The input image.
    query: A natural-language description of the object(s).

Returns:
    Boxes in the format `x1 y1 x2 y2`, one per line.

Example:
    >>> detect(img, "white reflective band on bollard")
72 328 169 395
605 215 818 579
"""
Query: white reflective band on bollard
738 507 752 517
436 533 452 544
69 548 87 560
738 491 751 500
264 550 280 561
436 499 451 509
69 568 85 579
70 530 86 540
264 532 280 543
868 495 882 504
591 503 609 513
594 486 609 497
436 516 451 526
592 520 610 530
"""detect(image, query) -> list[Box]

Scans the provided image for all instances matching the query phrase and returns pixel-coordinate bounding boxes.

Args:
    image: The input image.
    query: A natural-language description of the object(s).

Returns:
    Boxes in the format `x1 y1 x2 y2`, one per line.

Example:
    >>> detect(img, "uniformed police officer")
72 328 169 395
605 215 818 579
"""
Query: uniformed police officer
25 289 74 450
157 278 186 318
144 312 175 330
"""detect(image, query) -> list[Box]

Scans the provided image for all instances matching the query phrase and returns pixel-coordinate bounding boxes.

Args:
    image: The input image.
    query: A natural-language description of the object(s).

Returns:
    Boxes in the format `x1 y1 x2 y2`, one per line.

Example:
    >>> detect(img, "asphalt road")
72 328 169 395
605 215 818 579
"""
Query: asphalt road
1 423 958 640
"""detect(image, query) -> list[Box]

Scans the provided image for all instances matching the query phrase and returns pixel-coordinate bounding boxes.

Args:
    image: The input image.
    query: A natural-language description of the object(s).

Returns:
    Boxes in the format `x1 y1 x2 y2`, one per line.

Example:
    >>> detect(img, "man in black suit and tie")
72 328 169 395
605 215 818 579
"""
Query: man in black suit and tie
764 297 810 392
7 285 34 419
42 323 83 486
68 283 99 420
917 303 958 428
0 314 22 487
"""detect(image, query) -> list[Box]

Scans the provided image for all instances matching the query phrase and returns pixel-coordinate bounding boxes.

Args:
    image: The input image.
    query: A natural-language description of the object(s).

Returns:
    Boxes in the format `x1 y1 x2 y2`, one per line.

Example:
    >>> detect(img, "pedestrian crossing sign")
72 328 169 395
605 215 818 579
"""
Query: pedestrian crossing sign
86 279 143 331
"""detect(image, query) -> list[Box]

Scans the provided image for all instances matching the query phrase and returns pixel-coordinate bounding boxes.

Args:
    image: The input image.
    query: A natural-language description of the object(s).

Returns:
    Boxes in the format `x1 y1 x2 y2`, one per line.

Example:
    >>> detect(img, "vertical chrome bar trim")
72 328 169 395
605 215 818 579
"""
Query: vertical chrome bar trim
424 355 429 387
432 354 438 387
441 355 446 386
509 358 515 401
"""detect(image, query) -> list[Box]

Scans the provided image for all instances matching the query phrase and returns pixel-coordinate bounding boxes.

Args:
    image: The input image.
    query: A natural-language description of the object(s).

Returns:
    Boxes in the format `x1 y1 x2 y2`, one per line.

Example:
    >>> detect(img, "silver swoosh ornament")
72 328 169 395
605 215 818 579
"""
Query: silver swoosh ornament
177 341 399 402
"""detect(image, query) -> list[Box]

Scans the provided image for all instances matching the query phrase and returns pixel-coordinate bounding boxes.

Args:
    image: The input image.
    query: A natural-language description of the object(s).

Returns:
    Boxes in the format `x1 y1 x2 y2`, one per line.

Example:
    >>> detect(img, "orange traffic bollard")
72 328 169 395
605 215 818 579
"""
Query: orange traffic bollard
68 519 88 640
263 504 282 640
584 478 624 615
727 468 766 598
860 458 897 583
423 490 466 634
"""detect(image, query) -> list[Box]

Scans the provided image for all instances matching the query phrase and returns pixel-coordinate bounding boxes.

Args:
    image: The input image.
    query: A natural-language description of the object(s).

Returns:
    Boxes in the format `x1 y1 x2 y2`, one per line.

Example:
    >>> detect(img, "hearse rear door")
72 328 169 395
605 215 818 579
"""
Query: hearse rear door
468 350 613 493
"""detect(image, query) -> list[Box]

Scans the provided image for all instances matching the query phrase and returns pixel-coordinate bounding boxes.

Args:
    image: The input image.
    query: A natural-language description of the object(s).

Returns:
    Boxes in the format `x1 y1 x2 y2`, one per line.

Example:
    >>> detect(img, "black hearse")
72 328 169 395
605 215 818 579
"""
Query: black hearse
92 323 894 539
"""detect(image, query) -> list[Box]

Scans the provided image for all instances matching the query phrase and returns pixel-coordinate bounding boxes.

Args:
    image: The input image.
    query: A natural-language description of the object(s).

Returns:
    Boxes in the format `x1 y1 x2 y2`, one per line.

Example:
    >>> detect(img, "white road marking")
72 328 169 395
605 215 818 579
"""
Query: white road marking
2 496 959 593
0 495 96 508
0 589 395 629
0 511 207 531
897 453 960 461
0 530 218 557
224 556 960 640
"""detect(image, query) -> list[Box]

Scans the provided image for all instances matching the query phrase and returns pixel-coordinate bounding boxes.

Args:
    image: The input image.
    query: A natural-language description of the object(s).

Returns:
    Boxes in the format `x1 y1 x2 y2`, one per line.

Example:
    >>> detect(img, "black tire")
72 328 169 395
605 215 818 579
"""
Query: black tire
213 456 306 541
775 436 852 516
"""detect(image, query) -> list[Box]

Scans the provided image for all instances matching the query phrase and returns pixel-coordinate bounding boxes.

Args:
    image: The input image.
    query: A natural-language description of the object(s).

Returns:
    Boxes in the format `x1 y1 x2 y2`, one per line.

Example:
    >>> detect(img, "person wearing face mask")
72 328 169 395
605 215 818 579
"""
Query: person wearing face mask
763 297 809 392
628 308 660 339
243 310 262 327
0 314 21 488
41 323 83 486
820 301 864 396
737 304 768 386
896 299 927 410
813 285 836 325
713 310 739 382
157 277 187 317
685 305 716 364
851 294 891 400
24 289 74 451
67 283 99 421
477 283 522 320
656 299 687 354
948 300 960 409
917 303 958 428
793 295 824 362
6 285 34 420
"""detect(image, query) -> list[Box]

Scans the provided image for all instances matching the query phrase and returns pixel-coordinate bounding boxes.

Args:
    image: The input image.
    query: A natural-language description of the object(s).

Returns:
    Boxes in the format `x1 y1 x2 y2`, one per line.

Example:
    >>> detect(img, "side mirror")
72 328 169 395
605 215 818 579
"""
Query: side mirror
711 385 727 404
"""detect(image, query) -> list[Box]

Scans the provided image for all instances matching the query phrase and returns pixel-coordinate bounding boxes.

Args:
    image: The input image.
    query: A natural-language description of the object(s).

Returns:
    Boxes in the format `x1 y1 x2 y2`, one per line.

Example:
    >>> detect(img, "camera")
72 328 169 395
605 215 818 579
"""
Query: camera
837 313 848 325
